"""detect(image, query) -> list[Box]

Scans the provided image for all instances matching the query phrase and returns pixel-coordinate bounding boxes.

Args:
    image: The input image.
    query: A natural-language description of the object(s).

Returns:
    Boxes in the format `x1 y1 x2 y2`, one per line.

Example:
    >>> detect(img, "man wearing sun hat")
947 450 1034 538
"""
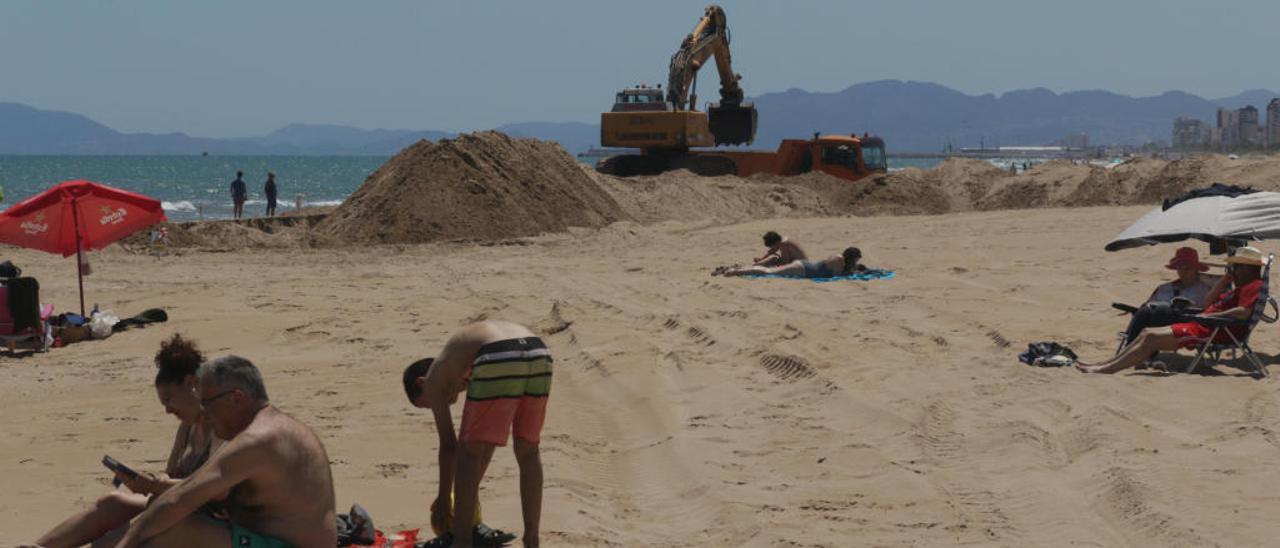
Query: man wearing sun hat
1116 247 1220 348
1147 246 1217 305
1080 246 1268 374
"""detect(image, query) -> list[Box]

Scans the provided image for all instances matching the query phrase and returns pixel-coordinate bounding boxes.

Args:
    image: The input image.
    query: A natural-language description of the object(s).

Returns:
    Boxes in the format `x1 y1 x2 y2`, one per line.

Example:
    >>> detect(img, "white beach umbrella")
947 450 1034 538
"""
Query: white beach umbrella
1105 191 1280 251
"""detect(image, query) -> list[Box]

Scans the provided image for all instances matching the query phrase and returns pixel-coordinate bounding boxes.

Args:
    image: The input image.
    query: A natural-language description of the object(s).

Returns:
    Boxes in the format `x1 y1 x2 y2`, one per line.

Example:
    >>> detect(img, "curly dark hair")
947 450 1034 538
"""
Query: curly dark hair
154 333 205 385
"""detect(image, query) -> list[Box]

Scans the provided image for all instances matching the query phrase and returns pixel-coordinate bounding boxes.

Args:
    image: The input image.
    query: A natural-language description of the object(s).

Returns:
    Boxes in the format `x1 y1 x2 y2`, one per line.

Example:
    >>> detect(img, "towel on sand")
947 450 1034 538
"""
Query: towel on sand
749 269 895 283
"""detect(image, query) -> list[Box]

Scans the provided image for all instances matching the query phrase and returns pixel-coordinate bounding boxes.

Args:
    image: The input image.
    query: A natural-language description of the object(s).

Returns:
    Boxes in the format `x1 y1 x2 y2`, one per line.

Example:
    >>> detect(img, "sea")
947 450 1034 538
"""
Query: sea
0 155 1041 221
0 156 385 222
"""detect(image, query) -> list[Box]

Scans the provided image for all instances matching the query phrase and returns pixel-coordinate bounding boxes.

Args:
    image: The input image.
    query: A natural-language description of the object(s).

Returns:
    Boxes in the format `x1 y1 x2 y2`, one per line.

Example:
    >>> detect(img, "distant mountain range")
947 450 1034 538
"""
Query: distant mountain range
2 81 1277 155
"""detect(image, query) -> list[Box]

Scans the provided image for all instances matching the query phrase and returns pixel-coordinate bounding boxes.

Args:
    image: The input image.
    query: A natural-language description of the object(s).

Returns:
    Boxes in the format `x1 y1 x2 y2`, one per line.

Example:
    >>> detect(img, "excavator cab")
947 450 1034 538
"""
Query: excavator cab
611 87 670 112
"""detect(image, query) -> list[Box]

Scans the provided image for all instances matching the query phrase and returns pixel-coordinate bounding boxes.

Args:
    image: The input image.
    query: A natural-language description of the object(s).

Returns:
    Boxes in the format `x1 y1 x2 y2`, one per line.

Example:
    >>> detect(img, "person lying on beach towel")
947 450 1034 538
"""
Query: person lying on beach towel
715 247 869 279
31 334 223 548
753 231 808 267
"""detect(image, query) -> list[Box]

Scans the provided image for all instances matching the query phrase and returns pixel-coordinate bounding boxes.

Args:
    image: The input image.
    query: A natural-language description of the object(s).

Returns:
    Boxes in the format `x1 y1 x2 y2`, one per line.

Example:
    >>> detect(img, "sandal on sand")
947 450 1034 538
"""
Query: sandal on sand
475 523 517 546
416 524 518 548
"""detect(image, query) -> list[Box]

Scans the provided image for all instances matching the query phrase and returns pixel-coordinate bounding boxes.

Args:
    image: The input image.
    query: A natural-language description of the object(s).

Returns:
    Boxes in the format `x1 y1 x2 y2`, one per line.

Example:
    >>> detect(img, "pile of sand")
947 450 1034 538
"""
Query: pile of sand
872 154 1280 215
594 169 842 223
142 139 1280 250
116 217 333 252
317 132 629 244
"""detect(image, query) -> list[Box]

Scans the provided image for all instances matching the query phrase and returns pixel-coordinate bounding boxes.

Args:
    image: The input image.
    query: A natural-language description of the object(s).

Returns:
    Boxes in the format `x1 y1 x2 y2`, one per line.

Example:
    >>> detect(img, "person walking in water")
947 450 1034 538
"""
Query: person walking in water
230 171 248 220
264 172 278 218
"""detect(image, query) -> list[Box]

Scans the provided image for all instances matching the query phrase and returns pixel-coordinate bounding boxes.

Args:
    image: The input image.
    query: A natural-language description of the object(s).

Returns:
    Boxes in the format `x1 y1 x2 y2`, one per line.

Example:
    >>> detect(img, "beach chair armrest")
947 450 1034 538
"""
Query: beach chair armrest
1186 314 1247 328
1111 302 1138 314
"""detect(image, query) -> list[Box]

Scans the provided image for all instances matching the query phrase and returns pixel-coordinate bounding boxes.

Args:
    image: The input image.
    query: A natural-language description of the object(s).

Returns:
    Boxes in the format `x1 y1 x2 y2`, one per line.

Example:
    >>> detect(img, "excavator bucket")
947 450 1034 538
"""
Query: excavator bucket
708 101 757 146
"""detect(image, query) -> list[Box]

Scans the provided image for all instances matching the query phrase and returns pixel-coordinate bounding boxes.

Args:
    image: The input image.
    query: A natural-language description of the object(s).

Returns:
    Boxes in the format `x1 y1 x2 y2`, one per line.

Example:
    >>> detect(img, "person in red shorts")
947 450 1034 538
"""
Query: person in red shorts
1078 246 1267 374
404 320 551 548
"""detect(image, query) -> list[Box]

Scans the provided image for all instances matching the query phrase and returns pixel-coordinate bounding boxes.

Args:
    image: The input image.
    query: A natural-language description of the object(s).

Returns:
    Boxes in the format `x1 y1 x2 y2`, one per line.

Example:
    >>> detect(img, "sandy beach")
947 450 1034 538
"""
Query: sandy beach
3 199 1279 546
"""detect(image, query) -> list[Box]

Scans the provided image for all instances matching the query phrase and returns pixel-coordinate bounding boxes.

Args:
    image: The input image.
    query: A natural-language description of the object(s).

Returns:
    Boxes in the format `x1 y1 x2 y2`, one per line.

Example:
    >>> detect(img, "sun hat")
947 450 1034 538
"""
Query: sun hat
1165 247 1209 271
1225 246 1265 266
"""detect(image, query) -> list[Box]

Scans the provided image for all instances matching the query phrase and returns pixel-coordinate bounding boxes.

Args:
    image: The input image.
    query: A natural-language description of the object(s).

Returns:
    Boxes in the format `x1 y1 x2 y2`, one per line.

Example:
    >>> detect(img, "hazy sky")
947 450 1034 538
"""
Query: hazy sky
3 0 1277 138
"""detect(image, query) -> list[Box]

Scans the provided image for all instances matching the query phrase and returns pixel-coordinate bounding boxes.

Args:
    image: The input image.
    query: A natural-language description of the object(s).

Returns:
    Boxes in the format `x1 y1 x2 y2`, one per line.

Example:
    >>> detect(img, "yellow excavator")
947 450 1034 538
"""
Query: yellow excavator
597 4 759 176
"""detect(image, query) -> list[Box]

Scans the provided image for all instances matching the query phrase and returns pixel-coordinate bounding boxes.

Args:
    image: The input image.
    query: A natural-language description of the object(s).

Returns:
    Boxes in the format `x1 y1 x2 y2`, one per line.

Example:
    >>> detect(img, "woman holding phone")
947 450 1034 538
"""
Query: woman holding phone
32 334 221 548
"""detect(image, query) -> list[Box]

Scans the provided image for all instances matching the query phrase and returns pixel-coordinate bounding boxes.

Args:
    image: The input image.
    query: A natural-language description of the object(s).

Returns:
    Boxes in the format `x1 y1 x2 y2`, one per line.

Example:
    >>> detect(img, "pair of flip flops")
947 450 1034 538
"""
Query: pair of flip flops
711 264 742 276
417 523 517 547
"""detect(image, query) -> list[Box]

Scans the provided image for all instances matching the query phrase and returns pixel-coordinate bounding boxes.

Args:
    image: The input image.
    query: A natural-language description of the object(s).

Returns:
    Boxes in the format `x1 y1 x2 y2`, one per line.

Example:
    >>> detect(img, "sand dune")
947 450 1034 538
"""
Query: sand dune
3 204 1279 546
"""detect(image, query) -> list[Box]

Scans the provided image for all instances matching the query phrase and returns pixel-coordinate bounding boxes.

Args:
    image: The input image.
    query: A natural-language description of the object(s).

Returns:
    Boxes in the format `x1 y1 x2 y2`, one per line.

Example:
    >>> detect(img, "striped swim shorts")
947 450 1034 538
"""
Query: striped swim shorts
459 336 552 446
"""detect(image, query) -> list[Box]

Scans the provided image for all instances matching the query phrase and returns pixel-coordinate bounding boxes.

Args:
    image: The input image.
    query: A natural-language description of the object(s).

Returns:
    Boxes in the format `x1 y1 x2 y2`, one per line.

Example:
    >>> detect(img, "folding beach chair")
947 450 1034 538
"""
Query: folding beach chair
0 277 53 352
1181 254 1278 377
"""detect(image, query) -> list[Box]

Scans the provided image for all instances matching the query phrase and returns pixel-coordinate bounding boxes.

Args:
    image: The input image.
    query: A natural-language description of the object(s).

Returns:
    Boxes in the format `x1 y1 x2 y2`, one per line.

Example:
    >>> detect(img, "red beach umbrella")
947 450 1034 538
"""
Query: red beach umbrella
0 180 167 315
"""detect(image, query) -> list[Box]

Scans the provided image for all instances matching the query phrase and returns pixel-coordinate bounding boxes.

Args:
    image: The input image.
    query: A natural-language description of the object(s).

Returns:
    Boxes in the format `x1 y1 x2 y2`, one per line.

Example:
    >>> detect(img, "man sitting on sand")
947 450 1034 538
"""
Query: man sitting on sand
1078 246 1266 374
404 320 550 548
753 231 808 267
718 247 867 279
112 356 337 547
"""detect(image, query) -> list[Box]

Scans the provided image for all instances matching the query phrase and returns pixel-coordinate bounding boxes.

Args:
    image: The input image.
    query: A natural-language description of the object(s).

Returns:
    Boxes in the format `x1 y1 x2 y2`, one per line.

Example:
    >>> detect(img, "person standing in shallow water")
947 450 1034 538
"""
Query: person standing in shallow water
229 171 247 220
263 172 278 218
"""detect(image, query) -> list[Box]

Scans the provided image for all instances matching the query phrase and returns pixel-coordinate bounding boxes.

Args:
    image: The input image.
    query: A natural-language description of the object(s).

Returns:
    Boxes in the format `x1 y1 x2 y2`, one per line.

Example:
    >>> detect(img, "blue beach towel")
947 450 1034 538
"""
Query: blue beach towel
748 269 895 283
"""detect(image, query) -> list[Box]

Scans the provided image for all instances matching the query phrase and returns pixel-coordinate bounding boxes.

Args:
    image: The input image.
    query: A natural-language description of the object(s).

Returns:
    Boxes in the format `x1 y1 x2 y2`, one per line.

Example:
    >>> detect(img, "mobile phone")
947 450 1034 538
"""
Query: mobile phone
102 454 140 481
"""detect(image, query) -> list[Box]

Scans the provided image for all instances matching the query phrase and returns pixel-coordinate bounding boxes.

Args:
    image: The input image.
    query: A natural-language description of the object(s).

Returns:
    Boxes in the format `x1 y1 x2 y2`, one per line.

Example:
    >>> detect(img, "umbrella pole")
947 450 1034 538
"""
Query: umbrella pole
73 205 85 316
76 244 85 317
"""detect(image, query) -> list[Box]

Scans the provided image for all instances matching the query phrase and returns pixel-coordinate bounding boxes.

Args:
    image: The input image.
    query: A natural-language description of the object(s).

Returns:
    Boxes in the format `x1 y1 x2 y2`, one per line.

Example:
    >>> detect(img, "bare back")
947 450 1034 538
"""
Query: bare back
777 240 808 263
224 407 336 545
424 320 539 404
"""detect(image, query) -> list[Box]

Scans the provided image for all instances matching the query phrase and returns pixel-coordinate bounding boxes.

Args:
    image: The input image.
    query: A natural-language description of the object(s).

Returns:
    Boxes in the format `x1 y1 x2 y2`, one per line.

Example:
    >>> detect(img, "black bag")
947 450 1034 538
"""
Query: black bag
112 308 169 332
1018 341 1078 367
0 260 21 278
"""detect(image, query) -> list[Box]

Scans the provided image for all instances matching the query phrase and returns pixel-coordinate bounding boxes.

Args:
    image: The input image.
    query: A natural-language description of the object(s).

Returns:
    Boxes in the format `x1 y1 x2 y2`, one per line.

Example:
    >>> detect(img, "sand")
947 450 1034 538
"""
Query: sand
5 144 1280 545
3 204 1280 546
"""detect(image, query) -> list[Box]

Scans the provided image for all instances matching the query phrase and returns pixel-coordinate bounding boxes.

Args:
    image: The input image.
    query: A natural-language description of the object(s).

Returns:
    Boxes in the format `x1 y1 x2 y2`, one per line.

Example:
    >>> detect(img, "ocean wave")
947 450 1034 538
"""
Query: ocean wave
161 200 197 212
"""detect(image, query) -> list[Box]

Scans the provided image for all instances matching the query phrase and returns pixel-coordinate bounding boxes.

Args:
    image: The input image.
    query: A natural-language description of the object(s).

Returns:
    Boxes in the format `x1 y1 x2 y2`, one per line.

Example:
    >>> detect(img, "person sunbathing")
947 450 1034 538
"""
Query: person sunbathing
753 231 808 267
1117 246 1219 348
1078 247 1265 374
110 355 337 547
31 334 220 548
719 247 866 279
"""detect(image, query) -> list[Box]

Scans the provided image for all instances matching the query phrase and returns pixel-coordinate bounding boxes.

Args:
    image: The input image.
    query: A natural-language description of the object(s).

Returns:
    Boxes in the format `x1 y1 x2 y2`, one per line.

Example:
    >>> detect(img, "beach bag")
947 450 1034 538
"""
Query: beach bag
89 310 120 339
1018 341 1078 367
59 324 91 344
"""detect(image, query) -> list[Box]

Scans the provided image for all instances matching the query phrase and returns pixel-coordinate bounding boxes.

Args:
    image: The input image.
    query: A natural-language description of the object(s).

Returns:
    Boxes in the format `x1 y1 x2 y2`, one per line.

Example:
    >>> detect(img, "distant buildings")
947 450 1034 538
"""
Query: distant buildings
1268 99 1280 150
1175 100 1279 150
1173 116 1212 149
1239 106 1261 146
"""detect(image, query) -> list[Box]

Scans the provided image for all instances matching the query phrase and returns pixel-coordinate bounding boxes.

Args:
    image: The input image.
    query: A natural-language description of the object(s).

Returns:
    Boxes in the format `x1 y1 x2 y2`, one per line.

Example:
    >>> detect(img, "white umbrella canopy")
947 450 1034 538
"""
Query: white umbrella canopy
1106 191 1280 251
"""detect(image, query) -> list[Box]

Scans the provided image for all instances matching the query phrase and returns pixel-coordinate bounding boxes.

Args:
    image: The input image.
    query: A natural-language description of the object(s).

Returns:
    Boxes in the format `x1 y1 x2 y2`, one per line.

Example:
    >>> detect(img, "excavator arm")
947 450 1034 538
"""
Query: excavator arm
665 4 757 145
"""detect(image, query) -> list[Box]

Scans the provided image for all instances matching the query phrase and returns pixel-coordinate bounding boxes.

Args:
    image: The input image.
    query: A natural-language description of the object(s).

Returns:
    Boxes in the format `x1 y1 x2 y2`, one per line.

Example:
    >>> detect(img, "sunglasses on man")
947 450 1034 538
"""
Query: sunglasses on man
200 389 239 406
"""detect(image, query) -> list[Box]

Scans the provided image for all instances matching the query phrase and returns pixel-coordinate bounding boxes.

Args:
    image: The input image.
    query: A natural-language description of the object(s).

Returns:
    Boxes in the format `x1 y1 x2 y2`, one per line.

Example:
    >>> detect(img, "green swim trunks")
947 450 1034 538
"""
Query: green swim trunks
231 523 292 548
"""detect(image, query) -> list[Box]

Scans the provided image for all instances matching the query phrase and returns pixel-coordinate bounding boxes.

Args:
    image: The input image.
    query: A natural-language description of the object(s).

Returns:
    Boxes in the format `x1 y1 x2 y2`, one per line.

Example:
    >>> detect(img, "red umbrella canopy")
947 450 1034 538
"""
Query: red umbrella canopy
0 180 167 256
